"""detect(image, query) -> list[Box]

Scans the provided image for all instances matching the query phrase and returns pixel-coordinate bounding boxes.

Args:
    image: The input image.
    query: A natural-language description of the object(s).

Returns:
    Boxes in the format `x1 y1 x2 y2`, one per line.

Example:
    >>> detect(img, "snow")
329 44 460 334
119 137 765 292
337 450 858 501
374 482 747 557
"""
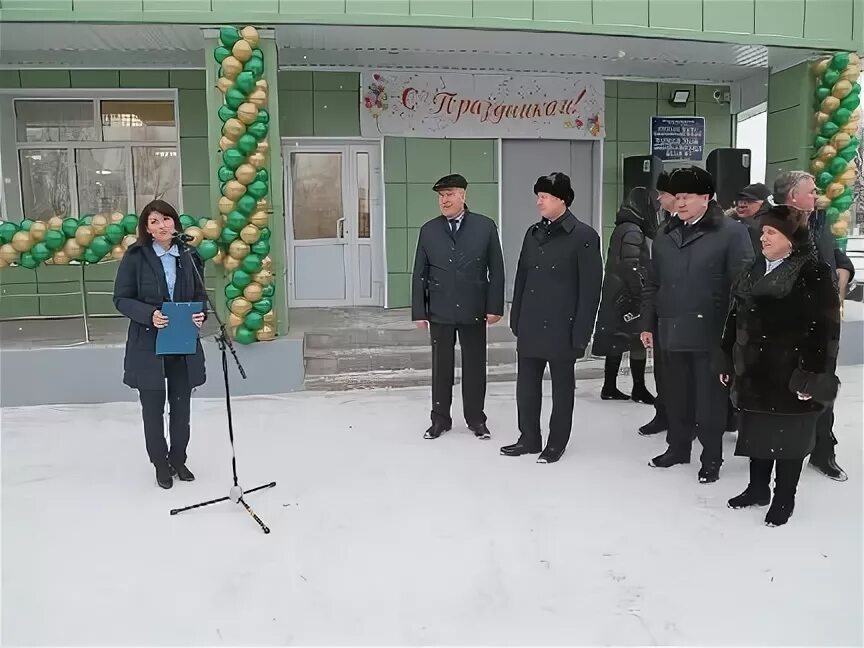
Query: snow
2 368 862 646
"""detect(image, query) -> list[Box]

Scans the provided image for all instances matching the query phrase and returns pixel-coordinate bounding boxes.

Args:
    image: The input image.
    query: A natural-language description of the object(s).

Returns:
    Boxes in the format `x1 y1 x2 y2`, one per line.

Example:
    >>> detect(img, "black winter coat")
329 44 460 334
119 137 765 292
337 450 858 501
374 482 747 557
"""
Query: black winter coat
411 210 505 325
641 202 754 352
510 211 603 360
728 200 771 256
113 242 207 391
718 246 841 458
592 204 652 356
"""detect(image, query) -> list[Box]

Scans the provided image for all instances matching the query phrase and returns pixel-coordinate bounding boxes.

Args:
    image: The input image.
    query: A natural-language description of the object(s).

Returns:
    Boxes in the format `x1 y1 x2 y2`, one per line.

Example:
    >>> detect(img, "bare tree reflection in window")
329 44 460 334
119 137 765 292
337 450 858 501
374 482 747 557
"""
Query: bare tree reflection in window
19 149 70 220
292 153 343 240
133 147 180 213
76 148 129 215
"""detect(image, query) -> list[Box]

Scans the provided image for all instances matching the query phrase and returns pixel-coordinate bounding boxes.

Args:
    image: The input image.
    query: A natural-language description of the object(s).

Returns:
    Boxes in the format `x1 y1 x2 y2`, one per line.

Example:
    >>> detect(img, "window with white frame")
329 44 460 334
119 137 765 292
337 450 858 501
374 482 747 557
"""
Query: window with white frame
15 98 180 220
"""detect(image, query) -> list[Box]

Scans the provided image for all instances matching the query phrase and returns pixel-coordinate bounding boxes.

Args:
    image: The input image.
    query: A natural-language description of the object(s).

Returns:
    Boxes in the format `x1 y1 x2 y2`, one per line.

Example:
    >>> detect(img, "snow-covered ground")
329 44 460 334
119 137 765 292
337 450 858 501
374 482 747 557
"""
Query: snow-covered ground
3 368 862 646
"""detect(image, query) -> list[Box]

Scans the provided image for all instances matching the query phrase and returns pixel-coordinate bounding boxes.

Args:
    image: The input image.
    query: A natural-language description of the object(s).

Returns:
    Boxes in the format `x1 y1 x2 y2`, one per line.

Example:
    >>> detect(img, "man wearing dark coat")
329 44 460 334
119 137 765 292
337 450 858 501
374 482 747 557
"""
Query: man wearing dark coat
412 174 505 441
500 172 603 464
640 166 754 483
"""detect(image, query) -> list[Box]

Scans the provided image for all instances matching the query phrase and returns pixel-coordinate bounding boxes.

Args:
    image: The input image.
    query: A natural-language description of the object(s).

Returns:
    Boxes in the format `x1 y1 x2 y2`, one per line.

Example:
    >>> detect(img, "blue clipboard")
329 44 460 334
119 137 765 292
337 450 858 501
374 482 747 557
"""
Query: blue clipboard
156 301 203 355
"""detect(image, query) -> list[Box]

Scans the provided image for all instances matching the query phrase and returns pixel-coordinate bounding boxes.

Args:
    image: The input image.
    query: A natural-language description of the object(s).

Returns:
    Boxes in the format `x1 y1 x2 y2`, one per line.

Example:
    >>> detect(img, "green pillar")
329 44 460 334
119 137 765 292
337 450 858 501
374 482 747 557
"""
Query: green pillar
765 62 816 187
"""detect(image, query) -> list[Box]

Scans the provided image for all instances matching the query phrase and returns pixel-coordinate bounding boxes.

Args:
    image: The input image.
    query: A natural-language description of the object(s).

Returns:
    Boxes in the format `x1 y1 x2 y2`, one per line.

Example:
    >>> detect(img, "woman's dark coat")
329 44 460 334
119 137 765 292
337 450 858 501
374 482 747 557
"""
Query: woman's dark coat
718 242 841 459
113 242 207 391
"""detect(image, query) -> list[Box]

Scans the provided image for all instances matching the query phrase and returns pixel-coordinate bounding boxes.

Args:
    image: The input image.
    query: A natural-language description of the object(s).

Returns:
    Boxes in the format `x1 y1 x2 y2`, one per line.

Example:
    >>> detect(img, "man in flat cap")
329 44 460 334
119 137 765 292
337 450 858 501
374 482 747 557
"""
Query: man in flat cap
500 172 603 464
640 166 753 483
726 182 772 255
412 173 505 441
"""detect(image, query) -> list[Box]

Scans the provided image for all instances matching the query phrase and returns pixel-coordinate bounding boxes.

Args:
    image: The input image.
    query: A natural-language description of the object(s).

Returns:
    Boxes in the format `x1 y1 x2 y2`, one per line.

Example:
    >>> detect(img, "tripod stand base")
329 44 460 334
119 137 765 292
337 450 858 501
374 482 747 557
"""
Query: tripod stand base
170 481 277 534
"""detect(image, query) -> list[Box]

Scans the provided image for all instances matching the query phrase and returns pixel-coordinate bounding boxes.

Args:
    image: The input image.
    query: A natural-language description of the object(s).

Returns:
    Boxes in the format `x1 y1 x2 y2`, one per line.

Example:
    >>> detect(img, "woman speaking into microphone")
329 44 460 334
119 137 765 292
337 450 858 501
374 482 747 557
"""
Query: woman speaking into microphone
113 200 207 489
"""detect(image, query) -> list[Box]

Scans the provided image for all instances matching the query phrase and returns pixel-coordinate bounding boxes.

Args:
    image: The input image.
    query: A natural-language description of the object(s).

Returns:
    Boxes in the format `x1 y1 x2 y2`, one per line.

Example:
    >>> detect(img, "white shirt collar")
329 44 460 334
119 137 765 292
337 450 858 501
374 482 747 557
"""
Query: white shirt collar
153 241 179 258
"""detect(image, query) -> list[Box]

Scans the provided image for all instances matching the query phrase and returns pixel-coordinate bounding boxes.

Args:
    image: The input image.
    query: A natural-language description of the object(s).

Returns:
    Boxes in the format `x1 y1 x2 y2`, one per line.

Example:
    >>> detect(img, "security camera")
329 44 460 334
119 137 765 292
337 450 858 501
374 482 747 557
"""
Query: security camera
713 89 731 104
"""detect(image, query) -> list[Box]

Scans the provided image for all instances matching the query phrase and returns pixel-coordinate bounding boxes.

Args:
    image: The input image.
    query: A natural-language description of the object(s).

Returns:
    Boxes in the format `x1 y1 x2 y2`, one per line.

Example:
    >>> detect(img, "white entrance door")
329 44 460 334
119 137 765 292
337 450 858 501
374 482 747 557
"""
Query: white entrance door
284 141 383 307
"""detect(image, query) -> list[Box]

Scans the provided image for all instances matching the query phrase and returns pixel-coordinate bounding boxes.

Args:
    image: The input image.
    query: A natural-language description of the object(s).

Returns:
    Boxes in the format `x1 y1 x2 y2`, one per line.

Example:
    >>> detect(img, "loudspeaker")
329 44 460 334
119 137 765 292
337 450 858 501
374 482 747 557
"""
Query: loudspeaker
622 155 664 199
706 148 752 209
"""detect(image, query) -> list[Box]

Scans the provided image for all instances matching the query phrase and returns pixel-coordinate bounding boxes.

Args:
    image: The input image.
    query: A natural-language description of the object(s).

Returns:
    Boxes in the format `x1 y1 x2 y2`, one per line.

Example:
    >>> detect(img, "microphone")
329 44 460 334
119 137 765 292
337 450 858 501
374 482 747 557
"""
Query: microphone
172 230 195 243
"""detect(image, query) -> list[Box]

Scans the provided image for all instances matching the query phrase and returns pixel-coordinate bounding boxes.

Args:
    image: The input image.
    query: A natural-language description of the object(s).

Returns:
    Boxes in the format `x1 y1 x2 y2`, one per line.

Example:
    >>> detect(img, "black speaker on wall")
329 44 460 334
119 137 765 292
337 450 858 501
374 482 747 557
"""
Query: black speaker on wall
706 148 752 209
622 155 664 199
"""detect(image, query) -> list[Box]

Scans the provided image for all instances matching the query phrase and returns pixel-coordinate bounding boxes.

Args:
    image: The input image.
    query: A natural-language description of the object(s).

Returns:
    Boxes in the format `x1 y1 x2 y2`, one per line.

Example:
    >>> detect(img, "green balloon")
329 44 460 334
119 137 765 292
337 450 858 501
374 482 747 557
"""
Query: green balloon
823 69 841 87
31 242 51 262
262 284 275 298
198 240 219 261
251 239 270 256
218 105 237 123
235 326 256 345
226 88 246 109
827 157 847 176
222 148 245 170
852 83 861 95
231 269 252 288
105 224 124 245
19 252 38 269
839 144 858 161
83 249 101 264
826 207 840 223
225 283 242 299
244 311 264 331
198 217 210 228
820 122 840 138
214 45 231 63
221 227 240 244
90 235 112 257
235 71 256 94
80 214 93 226
237 134 257 154
816 172 833 189
255 109 270 125
831 108 852 126
816 87 831 102
243 57 264 79
255 168 269 184
236 195 257 216
0 222 18 244
219 26 241 48
226 210 248 231
840 95 860 112
218 165 235 182
247 122 269 140
180 214 195 230
122 214 138 234
833 194 853 212
813 135 829 149
253 297 272 314
251 48 263 60
19 218 34 231
259 226 271 241
246 180 268 199
830 52 850 71
241 253 262 274
44 229 66 251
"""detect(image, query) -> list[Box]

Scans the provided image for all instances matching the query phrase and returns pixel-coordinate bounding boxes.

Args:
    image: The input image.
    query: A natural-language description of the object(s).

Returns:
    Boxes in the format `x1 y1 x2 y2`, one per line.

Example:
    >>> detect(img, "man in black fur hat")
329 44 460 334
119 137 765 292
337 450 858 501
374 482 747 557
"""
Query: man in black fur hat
412 173 505 441
640 166 753 483
500 172 603 464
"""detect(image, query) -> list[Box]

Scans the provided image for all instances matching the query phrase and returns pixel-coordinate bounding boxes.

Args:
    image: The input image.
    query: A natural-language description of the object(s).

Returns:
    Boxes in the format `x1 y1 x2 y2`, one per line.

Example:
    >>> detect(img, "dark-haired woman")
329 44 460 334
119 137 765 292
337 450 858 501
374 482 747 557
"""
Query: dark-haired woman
718 205 840 526
113 200 207 489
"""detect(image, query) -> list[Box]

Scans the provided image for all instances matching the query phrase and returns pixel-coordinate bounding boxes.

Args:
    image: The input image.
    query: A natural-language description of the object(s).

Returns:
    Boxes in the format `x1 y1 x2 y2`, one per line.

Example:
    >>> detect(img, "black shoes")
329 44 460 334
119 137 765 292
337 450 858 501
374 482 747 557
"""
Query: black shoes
809 455 848 481
500 438 542 457
630 384 656 405
172 463 195 482
537 446 565 464
728 486 771 509
764 496 795 527
155 464 173 489
600 386 630 401
638 417 667 436
470 423 492 440
649 447 690 468
424 422 451 439
698 462 721 484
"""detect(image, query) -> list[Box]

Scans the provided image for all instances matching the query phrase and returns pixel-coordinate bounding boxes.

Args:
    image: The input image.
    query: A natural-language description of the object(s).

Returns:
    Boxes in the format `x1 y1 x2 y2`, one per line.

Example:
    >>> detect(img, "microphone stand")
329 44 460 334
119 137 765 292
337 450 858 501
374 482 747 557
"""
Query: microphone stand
168 234 276 534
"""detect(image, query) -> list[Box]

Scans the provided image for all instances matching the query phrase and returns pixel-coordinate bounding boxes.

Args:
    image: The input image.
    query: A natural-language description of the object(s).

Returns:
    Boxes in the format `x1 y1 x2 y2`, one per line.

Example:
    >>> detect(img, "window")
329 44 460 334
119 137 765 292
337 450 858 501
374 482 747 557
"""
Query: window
14 98 180 219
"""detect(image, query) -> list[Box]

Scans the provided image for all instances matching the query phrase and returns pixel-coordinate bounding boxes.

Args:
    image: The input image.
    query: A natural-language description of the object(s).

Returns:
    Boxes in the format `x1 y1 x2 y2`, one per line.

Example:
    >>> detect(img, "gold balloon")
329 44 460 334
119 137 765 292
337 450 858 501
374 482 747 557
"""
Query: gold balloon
0 243 18 263
839 169 856 186
217 77 233 94
11 231 33 252
75 225 95 246
815 111 830 125
218 196 236 215
240 224 261 244
219 135 237 152
847 159 858 174
256 79 269 93
223 255 241 271
213 250 225 266
810 159 825 175
831 132 852 150
815 195 832 210
263 310 275 324
122 235 137 250
261 255 273 271
223 180 246 201
249 210 268 227
821 96 840 114
841 66 861 82
63 239 83 259
230 297 253 316
202 219 223 240
229 312 244 328
240 25 260 48
0 257 8 269
853 107 862 120
838 210 852 224
52 250 70 265
840 121 860 135
850 53 861 66
812 58 830 76
248 88 268 107
235 164 256 185
48 216 64 230
229 239 250 259
831 221 848 237
236 102 259 125
111 245 125 260
185 226 204 246
832 80 853 99
818 145 837 162
110 211 124 224
255 140 270 156
256 198 270 212
248 152 267 170
91 214 108 235
223 118 246 139
251 268 273 286
232 39 253 63
256 324 276 341
826 182 845 199
222 56 242 80
243 282 263 302
29 221 48 242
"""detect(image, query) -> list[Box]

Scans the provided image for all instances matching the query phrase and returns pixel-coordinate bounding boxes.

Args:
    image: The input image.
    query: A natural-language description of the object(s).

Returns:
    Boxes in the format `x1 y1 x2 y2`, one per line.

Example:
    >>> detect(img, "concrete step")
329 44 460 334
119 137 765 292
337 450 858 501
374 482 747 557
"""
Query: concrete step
304 341 518 376
303 324 515 349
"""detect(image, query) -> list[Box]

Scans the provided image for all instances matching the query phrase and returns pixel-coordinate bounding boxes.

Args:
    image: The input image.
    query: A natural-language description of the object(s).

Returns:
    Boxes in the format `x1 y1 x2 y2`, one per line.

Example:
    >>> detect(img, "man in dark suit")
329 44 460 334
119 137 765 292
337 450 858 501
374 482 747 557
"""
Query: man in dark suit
412 174 505 441
500 172 603 464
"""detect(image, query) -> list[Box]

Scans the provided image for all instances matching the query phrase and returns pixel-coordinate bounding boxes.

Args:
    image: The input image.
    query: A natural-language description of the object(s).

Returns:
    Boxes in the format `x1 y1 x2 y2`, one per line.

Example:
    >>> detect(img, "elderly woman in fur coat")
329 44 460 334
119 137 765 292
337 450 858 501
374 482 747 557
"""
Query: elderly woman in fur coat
718 204 841 527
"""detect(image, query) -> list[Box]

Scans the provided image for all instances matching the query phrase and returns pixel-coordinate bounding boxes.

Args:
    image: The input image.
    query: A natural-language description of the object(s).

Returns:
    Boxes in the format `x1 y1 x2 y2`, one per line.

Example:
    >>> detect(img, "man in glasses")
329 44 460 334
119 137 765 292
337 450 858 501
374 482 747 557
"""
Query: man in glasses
727 182 772 254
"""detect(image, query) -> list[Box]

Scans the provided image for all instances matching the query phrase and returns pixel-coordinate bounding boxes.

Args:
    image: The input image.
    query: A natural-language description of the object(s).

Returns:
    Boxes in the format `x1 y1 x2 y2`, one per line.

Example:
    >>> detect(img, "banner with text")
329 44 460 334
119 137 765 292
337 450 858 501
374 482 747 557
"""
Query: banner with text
360 72 605 140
